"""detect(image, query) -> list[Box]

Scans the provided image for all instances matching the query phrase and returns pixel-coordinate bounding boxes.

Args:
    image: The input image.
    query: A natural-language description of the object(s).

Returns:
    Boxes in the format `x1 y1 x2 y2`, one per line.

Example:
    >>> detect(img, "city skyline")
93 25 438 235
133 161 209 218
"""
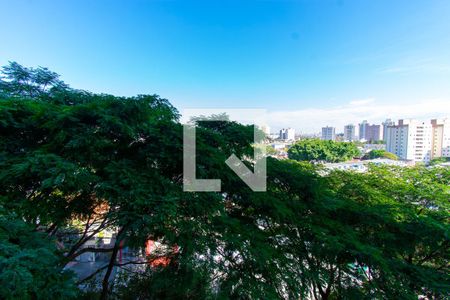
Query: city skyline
268 113 450 135
265 100 450 134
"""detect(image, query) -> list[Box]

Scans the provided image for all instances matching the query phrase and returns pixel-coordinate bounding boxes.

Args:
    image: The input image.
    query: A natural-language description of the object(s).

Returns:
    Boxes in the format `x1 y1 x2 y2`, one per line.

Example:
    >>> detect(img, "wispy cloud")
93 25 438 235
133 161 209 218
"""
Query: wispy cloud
349 98 375 106
266 98 450 134
378 58 450 75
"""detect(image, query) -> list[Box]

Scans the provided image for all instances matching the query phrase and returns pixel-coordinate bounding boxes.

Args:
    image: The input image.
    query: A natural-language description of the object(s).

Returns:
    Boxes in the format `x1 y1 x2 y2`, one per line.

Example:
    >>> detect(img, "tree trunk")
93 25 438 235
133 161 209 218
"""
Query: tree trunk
99 227 125 300
99 243 119 300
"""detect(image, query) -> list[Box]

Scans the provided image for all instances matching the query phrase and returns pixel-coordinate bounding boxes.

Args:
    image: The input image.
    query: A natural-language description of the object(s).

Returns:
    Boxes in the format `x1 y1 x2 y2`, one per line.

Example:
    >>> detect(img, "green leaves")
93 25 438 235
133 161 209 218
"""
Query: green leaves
0 62 448 299
0 210 78 300
362 149 398 160
0 61 66 99
288 138 360 163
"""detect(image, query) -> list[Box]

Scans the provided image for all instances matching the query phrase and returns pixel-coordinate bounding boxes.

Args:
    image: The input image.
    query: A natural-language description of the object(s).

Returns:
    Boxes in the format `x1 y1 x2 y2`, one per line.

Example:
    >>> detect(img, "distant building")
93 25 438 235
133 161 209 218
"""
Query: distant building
269 133 280 140
321 126 335 141
431 118 450 158
382 119 395 141
324 158 411 173
343 124 356 141
357 120 382 142
279 128 295 141
358 120 369 141
271 143 286 150
365 124 382 142
386 119 433 163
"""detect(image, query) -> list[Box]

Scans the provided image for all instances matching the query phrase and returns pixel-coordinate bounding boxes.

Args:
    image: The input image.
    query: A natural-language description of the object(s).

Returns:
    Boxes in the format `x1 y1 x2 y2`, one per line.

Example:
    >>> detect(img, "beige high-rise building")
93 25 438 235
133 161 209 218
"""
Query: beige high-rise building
431 118 450 158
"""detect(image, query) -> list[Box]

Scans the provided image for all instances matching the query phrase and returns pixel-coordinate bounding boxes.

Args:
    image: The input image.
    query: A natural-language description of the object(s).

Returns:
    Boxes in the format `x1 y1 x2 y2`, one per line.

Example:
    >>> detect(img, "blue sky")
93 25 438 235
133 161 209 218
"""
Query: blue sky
1 0 449 132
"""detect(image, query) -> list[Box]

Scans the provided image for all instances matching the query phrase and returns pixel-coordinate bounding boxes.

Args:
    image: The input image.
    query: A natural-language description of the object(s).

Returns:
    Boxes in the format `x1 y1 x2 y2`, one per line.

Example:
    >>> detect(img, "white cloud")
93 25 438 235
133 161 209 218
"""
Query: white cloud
378 58 450 75
349 98 375 106
266 98 450 134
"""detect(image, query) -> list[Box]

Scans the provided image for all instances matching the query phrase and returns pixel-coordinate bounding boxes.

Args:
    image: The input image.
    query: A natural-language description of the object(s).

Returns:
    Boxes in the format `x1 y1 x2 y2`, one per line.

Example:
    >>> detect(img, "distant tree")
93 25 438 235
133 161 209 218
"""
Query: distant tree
0 61 69 99
428 157 450 166
365 139 386 144
288 138 360 162
363 149 398 160
266 145 278 155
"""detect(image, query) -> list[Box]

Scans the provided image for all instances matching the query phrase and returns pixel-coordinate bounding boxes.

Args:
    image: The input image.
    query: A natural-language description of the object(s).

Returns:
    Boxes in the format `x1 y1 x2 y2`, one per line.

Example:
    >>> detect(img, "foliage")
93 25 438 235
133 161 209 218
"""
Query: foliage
367 140 386 144
362 149 398 160
266 145 278 155
0 209 78 300
0 61 68 99
288 138 360 163
429 156 450 166
322 165 449 298
1 62 448 299
115 264 213 299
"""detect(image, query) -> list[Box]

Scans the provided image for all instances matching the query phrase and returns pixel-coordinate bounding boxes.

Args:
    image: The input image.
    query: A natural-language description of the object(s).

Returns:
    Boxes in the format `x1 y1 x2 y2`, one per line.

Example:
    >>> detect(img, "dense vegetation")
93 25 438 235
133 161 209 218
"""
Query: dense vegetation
362 149 398 160
0 62 449 299
288 138 360 163
429 157 450 166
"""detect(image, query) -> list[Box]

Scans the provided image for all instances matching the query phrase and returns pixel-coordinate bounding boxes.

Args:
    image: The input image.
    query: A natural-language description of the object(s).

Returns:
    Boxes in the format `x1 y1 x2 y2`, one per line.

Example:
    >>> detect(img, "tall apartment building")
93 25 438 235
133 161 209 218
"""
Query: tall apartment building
358 120 382 142
279 128 295 141
431 119 450 158
365 124 382 142
321 126 336 141
386 119 433 162
343 124 356 141
382 119 395 141
358 120 369 140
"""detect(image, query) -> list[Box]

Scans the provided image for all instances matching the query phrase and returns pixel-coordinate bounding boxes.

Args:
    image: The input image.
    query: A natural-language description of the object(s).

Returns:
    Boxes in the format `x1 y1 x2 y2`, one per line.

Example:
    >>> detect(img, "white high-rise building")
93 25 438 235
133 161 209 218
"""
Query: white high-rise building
431 118 450 158
343 124 356 141
382 119 395 141
279 128 295 141
358 120 369 141
386 119 433 162
321 126 335 141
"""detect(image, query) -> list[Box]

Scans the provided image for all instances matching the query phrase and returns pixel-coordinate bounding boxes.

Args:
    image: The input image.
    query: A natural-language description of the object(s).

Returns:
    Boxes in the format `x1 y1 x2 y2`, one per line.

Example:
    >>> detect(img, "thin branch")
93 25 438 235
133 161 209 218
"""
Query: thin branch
66 216 110 260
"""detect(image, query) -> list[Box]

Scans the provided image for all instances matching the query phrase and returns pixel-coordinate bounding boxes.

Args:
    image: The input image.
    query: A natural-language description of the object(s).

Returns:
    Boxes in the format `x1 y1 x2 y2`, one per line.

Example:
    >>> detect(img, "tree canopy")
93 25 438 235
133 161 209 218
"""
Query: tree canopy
288 138 360 163
0 62 448 299
362 149 398 160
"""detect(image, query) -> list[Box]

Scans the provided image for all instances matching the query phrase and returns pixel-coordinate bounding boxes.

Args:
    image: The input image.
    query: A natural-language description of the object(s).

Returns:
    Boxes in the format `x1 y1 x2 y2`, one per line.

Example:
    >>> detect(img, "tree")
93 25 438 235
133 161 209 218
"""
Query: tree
0 208 78 300
362 149 398 160
0 61 68 99
1 62 448 299
320 165 449 299
266 145 278 155
288 138 360 163
428 157 450 166
0 63 259 298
